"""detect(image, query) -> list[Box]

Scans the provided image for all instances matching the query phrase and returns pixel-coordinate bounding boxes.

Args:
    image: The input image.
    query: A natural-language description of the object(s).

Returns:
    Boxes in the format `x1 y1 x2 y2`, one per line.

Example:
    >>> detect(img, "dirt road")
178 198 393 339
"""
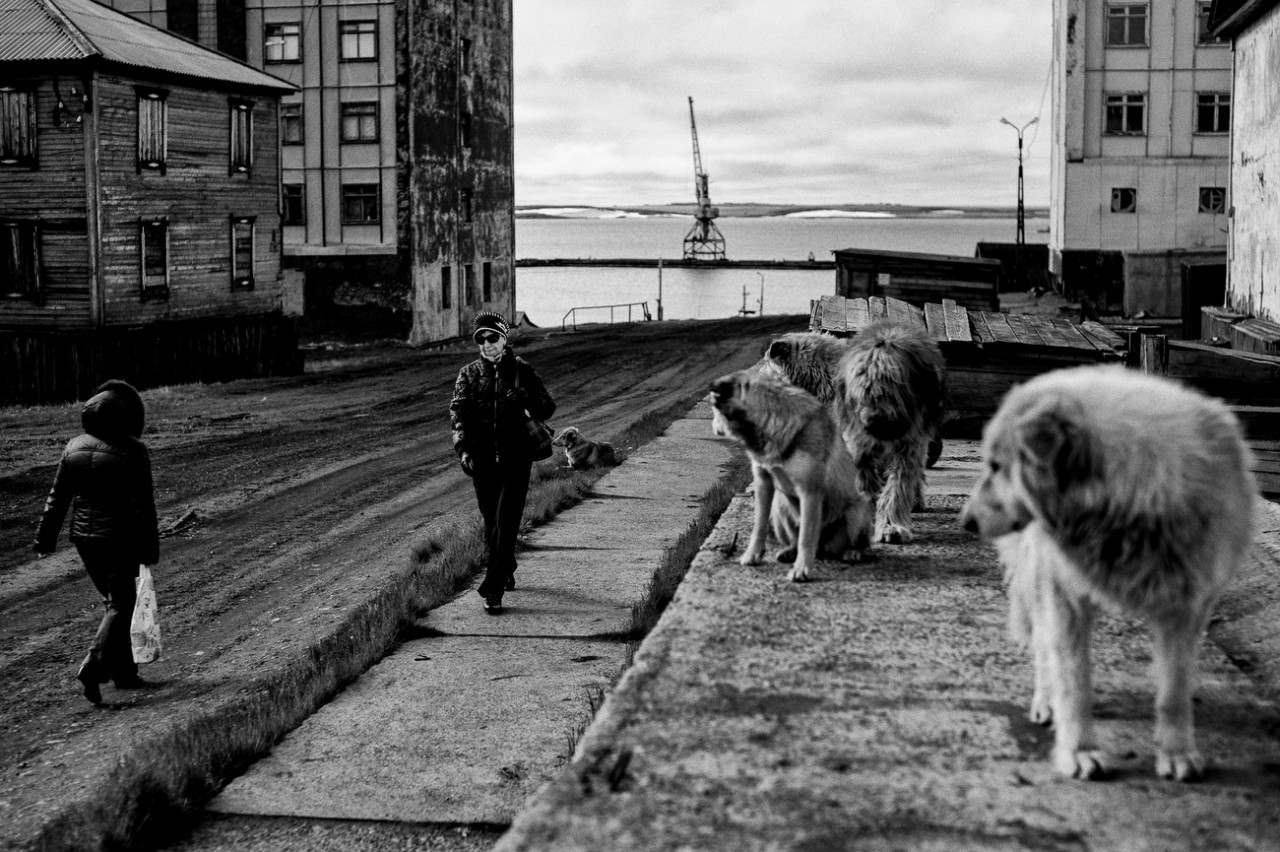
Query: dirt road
0 315 801 851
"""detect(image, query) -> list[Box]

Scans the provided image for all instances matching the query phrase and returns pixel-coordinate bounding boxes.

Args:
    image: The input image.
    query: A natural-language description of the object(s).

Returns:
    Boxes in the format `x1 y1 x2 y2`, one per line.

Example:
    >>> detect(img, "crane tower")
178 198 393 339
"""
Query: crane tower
682 97 726 261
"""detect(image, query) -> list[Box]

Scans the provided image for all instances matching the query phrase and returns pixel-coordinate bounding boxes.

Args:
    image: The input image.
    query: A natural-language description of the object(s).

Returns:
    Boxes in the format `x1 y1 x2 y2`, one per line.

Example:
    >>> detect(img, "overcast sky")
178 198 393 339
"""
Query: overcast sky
512 1 1053 209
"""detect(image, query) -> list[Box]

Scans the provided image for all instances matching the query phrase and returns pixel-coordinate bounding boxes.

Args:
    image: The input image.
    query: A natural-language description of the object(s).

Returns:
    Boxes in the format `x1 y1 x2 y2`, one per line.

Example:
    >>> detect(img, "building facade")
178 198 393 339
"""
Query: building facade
1050 0 1232 316
1 0 299 403
100 0 516 344
1209 0 1280 321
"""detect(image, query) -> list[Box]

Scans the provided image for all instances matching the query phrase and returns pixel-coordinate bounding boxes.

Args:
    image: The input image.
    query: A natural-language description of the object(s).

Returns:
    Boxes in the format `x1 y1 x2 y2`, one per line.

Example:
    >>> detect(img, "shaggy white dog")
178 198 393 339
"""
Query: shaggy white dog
961 365 1255 781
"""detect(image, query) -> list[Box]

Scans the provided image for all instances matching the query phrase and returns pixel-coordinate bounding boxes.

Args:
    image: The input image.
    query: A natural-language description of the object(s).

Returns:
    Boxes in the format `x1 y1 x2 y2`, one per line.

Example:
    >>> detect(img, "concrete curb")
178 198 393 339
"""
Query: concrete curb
494 449 1280 852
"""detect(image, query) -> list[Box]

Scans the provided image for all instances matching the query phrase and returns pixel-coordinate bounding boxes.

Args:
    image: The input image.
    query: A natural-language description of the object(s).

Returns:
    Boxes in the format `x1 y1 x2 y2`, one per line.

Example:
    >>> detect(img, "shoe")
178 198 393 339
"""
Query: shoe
76 668 102 705
483 595 504 615
113 675 153 689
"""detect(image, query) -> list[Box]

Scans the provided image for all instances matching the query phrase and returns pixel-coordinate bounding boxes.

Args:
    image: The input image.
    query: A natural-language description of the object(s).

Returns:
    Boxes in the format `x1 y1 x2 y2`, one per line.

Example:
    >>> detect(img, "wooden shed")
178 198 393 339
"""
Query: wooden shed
0 0 299 404
832 248 1002 312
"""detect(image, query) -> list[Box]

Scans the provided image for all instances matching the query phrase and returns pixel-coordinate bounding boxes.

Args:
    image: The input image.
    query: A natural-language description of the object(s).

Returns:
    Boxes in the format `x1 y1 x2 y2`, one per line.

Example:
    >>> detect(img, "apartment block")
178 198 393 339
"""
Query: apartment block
1051 0 1231 318
101 0 515 344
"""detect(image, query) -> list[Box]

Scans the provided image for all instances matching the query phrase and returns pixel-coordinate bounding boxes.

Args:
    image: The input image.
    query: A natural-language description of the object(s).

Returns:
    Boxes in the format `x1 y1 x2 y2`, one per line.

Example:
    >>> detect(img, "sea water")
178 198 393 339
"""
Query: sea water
514 215 1048 328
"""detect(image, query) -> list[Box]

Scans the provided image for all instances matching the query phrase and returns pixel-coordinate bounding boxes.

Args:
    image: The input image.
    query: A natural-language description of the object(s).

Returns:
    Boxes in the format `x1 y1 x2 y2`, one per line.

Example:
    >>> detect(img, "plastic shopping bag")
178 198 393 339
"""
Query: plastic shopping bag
131 565 162 663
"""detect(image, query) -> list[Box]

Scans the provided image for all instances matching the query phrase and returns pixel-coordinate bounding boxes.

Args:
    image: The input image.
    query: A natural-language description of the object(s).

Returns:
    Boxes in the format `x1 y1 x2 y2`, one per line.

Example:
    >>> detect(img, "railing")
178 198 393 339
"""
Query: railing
561 301 652 331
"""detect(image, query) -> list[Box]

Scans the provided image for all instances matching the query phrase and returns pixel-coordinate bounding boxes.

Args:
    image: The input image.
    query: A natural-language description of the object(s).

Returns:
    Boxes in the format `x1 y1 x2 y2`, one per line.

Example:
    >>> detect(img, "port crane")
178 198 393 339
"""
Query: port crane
682 97 727 261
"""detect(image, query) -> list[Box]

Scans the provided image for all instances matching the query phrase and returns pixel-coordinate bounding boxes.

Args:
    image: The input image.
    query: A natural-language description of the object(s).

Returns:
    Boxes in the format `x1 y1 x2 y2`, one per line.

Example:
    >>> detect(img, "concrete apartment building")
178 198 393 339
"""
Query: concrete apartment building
101 0 515 344
1050 0 1232 319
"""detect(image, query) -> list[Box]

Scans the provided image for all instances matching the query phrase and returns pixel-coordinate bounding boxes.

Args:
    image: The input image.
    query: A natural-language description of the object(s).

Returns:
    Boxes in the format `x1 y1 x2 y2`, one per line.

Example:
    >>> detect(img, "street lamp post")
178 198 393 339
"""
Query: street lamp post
1000 116 1038 292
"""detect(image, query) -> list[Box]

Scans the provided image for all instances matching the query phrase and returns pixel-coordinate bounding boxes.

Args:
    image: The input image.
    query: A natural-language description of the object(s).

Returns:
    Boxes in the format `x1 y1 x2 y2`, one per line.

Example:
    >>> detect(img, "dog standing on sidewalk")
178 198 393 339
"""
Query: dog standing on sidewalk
960 365 1255 781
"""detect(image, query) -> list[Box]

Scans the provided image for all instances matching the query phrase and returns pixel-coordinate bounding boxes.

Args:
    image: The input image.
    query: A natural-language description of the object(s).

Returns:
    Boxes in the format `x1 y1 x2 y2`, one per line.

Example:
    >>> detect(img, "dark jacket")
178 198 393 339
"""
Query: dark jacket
450 350 555 464
34 381 160 565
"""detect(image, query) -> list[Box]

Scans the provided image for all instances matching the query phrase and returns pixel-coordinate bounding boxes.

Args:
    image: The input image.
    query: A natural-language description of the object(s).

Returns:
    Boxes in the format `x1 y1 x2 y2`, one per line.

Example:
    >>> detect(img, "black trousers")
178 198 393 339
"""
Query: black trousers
472 456 532 599
75 541 139 684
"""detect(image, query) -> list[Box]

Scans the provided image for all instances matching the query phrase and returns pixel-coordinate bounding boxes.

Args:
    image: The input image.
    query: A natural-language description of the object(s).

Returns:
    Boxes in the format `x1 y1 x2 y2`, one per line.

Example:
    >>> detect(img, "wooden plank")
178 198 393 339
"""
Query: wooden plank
821 296 846 334
924 302 948 342
968 310 994 344
1048 318 1097 351
885 296 925 330
1079 321 1124 351
981 312 1020 345
1025 316 1073 349
941 299 973 343
868 296 888 321
1004 314 1046 347
846 297 870 332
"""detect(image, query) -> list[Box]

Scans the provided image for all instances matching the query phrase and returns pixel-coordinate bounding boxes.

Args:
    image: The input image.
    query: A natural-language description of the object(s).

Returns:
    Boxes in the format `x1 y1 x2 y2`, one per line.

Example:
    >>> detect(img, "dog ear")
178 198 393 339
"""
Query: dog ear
1016 396 1094 485
766 339 790 361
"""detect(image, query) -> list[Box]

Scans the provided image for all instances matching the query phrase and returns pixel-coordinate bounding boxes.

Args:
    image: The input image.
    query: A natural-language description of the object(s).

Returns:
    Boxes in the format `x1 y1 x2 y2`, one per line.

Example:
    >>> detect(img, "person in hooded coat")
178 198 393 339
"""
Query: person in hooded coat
35 379 160 704
450 312 556 614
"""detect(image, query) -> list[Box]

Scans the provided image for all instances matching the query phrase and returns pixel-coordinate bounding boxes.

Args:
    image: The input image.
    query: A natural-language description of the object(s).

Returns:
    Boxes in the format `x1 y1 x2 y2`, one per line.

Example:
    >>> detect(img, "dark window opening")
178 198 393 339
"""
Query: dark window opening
1104 93 1145 135
341 184 380 224
1 221 40 299
281 103 303 145
282 184 305 225
482 261 492 302
1106 4 1147 46
1195 92 1230 134
1197 1 1226 44
1111 187 1137 213
465 264 475 306
230 99 254 173
441 266 452 310
139 218 169 297
231 217 255 290
0 87 37 168
1199 186 1226 214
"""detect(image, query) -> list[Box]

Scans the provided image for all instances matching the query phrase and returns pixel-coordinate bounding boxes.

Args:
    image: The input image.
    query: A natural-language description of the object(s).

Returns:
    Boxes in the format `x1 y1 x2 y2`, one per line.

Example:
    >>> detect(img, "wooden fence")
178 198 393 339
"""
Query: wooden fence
1 313 303 405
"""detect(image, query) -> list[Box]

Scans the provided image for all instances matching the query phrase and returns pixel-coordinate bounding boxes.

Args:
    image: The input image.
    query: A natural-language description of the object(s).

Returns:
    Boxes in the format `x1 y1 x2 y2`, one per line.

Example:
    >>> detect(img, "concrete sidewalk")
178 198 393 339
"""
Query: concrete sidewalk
207 409 742 824
494 445 1280 851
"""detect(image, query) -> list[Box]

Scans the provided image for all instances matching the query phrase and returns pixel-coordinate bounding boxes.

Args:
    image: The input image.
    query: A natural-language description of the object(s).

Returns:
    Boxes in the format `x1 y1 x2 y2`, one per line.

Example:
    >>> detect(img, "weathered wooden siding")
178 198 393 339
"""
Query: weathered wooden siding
0 75 93 329
94 74 283 327
0 312 302 405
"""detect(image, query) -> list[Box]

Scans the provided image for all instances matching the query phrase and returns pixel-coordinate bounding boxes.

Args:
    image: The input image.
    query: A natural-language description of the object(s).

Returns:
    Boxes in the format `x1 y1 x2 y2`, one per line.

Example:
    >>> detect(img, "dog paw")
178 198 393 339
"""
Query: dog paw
739 550 764 566
876 527 913 544
840 547 868 563
1156 750 1206 782
1053 748 1111 781
786 564 811 583
774 546 798 564
1028 698 1053 727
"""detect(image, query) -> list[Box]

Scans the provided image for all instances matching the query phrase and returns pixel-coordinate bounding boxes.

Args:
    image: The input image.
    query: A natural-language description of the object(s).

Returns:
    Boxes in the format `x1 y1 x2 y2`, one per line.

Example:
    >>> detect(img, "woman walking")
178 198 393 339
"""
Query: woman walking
450 313 556 614
35 379 160 705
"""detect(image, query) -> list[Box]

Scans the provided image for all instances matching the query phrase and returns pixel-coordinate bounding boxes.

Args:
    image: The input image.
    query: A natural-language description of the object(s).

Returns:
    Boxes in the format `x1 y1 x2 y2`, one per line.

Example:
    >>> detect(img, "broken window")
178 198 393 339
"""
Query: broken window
1104 93 1145 135
0 88 36 168
265 22 301 63
139 218 169 297
137 88 167 171
341 184 380 224
1198 187 1226 214
1110 187 1137 213
1 220 40 298
231 217 255 290
230 99 254 173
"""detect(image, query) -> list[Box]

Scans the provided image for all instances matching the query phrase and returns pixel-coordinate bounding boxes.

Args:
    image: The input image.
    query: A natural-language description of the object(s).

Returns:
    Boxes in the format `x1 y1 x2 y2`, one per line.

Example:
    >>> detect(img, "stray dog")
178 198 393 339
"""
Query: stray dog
960 365 1255 781
709 370 873 582
765 326 945 543
552 426 617 469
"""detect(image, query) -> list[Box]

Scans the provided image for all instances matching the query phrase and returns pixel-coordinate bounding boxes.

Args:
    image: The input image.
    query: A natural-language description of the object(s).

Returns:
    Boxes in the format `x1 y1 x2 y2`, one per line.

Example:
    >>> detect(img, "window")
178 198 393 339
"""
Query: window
460 188 473 222
1104 93 1145 135
1111 187 1137 213
230 99 254 173
1106 4 1147 46
137 88 168 172
340 102 378 143
482 261 492 302
339 21 376 60
341 183 380 224
1 221 40 299
231 217 255 290
139 218 169 297
280 103 303 145
1197 1 1226 45
1199 186 1226 214
282 184 305 225
441 266 452 310
460 110 472 148
460 37 472 74
465 264 475 305
0 88 36 168
264 22 301 63
1195 92 1230 134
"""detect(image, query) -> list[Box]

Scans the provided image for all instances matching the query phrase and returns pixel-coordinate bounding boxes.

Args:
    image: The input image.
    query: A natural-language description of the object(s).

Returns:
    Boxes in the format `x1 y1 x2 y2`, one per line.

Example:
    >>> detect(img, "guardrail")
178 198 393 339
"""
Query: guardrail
562 302 652 331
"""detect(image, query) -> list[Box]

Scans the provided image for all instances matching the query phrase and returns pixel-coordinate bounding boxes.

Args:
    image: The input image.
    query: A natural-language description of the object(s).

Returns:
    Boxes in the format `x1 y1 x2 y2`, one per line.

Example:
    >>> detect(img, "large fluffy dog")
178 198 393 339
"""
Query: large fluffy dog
552 426 618 469
960 365 1255 781
765 324 946 543
709 370 873 582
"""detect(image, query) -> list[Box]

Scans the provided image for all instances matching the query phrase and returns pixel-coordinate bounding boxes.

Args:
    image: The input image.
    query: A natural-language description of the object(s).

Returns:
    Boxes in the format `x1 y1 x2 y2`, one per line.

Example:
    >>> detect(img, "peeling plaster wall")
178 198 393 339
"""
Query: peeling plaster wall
402 0 514 346
1226 4 1280 320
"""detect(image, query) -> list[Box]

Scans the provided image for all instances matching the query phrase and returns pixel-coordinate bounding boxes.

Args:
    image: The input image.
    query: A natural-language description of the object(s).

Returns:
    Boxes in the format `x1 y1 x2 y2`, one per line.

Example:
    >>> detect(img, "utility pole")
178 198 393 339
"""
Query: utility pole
1000 116 1037 291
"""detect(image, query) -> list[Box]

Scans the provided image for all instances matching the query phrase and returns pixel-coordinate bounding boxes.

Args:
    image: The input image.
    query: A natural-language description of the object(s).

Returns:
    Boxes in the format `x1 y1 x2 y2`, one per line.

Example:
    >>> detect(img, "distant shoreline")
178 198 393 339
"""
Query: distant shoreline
516 203 1049 221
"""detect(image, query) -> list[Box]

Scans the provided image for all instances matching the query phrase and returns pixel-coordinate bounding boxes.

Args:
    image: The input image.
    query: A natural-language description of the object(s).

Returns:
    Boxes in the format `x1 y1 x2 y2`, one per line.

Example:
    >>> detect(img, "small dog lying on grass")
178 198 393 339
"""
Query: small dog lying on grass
960 364 1255 781
552 426 618 469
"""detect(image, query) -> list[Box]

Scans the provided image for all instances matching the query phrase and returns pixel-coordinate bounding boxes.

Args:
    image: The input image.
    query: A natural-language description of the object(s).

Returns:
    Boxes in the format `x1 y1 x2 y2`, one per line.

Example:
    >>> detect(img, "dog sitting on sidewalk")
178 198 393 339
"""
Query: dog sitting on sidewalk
961 365 1255 781
552 426 618 470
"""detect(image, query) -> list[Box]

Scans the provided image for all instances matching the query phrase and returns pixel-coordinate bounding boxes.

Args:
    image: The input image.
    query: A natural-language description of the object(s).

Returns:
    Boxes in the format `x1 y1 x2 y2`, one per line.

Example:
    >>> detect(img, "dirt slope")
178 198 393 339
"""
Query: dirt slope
0 315 801 850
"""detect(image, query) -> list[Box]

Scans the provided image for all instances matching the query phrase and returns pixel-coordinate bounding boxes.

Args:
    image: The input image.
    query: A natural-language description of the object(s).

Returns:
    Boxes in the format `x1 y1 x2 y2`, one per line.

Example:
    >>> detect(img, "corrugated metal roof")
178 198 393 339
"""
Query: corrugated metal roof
0 0 296 93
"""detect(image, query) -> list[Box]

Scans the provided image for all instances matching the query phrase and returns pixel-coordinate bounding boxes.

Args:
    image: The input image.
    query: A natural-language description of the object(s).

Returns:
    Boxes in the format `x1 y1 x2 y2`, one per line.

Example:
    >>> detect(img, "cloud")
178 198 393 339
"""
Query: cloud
514 1 1052 206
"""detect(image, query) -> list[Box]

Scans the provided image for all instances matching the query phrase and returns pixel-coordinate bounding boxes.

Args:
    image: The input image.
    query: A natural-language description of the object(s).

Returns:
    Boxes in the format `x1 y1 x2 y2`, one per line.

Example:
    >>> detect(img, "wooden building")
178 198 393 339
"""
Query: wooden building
833 248 1002 312
0 0 299 404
